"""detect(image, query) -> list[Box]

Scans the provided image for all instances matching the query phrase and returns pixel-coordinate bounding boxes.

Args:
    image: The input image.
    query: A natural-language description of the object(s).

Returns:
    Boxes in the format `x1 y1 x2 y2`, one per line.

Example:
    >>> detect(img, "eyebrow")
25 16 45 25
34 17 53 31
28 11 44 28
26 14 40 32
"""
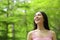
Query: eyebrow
36 13 41 15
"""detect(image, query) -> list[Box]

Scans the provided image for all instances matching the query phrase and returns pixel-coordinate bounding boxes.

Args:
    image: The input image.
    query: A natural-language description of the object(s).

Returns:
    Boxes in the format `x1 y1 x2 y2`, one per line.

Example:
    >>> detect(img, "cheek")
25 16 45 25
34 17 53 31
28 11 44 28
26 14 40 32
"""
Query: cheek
40 17 44 22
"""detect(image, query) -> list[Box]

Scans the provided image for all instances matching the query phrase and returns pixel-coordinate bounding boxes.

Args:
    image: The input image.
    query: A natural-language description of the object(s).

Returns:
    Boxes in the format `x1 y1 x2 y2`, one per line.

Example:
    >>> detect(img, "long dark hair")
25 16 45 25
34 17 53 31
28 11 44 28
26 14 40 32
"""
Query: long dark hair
34 11 50 30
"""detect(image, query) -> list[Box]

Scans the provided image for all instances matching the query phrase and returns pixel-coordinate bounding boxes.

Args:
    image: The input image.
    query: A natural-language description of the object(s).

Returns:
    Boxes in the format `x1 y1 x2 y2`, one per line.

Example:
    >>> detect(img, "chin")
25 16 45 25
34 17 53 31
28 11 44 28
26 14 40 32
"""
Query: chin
35 21 40 24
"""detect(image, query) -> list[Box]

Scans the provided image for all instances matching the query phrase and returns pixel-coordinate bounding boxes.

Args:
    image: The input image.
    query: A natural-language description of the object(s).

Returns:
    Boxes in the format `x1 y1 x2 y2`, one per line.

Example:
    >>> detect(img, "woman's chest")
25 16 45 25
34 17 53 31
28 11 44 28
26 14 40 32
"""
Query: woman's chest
32 31 52 38
32 32 52 40
34 32 49 37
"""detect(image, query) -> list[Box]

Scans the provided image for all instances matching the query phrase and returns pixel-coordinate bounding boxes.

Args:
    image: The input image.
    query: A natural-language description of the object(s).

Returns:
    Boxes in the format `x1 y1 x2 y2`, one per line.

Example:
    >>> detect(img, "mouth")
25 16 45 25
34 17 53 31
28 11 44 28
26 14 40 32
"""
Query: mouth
35 18 40 21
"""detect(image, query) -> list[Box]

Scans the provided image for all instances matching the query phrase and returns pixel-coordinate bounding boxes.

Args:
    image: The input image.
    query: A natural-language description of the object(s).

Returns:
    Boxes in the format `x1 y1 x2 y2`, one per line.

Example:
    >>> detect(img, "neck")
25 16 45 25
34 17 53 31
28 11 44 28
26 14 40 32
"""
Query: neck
37 24 46 31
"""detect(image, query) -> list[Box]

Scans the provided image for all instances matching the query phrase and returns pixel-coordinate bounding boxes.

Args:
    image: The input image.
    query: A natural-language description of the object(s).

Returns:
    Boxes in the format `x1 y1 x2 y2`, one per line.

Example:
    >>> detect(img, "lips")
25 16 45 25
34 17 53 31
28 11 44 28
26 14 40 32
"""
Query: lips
35 18 40 21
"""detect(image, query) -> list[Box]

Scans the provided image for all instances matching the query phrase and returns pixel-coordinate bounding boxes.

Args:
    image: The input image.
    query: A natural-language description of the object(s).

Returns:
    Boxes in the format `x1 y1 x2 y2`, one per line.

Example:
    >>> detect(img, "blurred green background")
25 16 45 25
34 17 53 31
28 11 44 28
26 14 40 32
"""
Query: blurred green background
0 0 60 40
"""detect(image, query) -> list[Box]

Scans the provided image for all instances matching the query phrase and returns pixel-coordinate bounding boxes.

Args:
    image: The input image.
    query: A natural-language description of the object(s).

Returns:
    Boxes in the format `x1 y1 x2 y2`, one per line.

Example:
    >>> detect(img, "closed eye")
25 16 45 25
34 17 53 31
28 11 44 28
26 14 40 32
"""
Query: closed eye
38 14 41 16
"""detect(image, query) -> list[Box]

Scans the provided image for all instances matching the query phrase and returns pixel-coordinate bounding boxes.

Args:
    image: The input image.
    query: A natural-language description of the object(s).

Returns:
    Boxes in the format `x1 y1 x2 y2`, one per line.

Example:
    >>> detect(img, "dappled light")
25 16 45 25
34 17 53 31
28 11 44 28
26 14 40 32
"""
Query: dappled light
0 0 60 40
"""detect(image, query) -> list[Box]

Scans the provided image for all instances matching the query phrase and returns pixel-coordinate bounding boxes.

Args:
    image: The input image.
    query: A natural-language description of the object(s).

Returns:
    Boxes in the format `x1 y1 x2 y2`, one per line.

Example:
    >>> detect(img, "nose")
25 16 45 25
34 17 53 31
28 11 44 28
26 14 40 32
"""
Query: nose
35 16 38 18
34 16 38 20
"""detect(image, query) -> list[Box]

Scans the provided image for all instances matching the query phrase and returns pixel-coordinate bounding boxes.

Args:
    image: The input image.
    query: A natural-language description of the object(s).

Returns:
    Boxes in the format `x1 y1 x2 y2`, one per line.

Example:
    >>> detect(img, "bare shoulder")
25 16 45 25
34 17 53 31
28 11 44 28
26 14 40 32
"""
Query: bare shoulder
27 30 35 36
27 30 35 40
50 30 56 36
50 30 56 34
50 30 57 40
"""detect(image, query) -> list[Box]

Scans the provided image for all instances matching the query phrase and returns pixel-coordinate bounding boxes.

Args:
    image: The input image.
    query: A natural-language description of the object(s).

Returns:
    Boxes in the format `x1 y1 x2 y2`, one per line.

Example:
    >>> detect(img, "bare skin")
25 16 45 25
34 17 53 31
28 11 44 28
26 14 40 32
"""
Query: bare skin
27 12 57 40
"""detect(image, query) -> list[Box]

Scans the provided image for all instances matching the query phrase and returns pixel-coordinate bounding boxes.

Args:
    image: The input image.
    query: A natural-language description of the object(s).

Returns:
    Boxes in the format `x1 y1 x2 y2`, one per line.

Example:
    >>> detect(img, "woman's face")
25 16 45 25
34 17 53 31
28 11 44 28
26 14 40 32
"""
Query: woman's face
34 12 44 24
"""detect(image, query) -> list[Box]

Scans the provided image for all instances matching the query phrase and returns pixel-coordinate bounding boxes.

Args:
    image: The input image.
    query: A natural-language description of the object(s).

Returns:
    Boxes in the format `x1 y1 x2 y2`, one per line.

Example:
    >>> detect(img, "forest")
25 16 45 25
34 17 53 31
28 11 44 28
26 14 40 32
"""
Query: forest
0 0 60 40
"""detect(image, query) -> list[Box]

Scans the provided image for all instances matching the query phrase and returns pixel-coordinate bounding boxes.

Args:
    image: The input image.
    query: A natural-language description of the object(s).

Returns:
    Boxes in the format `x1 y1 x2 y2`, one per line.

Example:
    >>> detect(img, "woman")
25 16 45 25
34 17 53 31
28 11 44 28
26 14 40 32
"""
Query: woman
27 11 57 40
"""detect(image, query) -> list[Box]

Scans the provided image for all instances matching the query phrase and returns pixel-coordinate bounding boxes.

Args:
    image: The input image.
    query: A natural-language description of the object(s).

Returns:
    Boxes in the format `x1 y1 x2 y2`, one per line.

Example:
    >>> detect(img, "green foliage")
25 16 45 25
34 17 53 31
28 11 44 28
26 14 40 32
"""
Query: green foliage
0 0 60 40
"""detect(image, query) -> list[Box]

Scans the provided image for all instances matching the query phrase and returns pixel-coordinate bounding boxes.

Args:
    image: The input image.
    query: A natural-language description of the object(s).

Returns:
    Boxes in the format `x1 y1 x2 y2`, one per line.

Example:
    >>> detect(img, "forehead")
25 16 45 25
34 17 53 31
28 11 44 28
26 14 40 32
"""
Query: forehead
35 12 41 15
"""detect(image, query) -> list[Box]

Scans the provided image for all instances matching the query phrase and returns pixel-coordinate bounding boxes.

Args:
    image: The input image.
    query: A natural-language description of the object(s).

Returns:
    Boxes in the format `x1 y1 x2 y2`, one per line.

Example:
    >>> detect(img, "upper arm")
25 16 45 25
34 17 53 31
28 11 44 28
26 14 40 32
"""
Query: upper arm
52 31 57 40
27 31 33 40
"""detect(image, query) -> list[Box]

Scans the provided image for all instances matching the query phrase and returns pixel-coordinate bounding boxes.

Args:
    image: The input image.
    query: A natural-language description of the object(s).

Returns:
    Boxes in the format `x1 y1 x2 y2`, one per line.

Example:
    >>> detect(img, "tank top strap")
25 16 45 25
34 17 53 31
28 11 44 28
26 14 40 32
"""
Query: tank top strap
47 30 53 38
31 30 37 38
